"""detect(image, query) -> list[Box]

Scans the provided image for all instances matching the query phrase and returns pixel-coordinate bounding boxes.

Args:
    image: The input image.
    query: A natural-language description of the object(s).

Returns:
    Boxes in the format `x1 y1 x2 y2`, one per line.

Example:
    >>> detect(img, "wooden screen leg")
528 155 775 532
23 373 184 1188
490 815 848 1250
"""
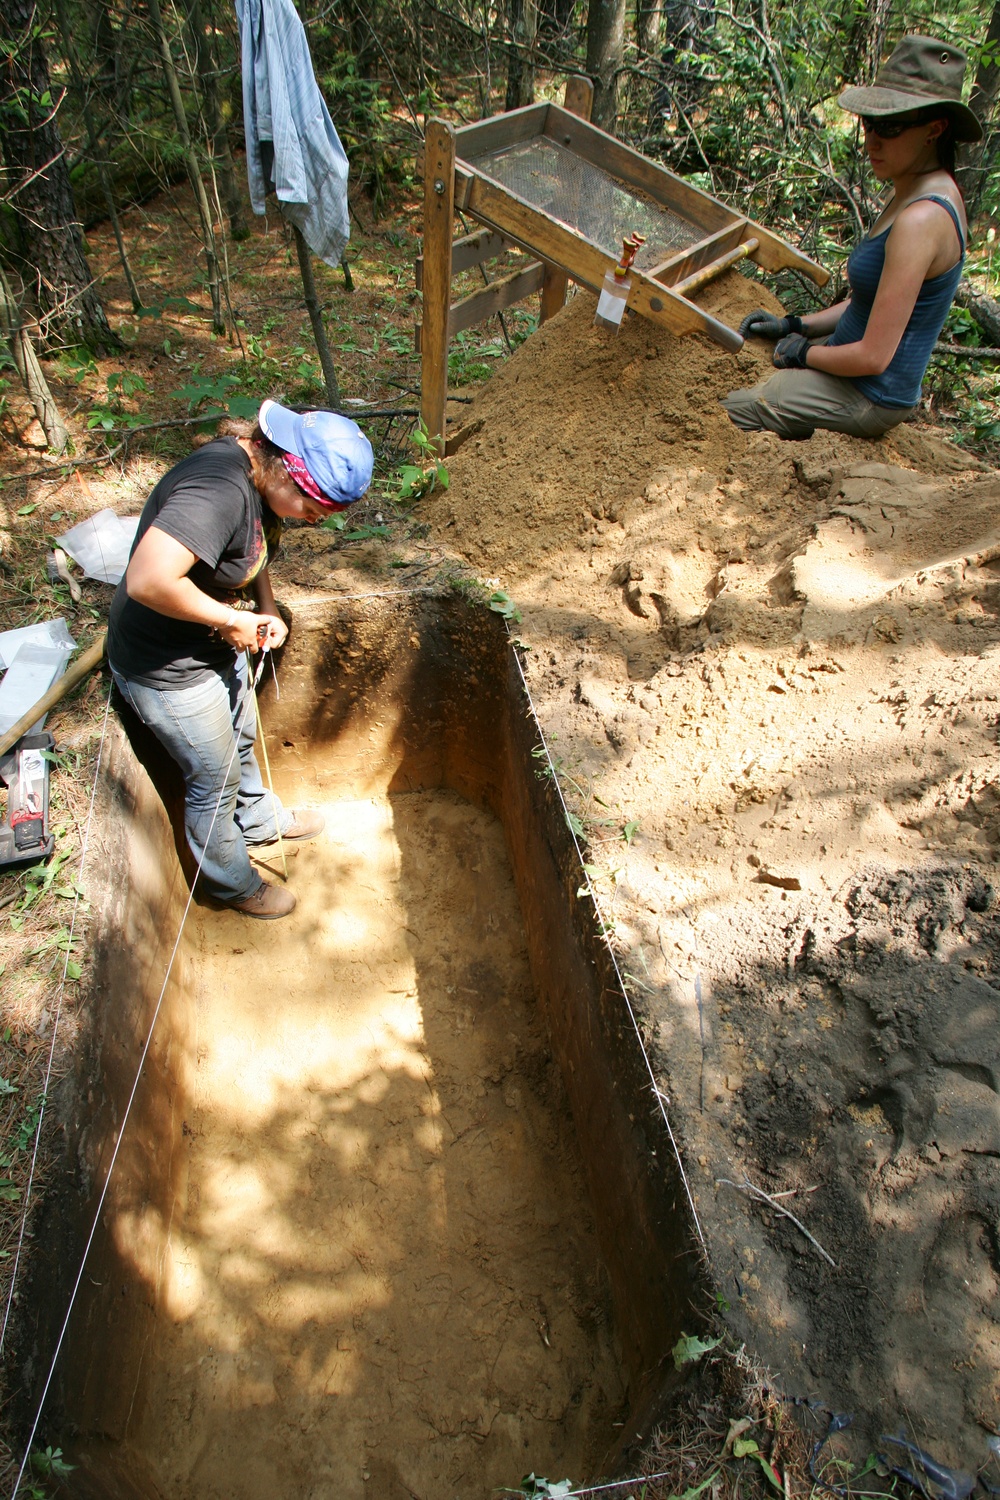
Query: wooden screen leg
540 264 568 324
538 76 596 325
421 119 456 451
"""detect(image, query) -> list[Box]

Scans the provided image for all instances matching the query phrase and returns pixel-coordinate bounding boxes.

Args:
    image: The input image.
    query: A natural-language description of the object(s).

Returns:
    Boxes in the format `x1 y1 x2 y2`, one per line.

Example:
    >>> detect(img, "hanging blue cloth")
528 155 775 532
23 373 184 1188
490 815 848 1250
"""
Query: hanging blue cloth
235 0 350 266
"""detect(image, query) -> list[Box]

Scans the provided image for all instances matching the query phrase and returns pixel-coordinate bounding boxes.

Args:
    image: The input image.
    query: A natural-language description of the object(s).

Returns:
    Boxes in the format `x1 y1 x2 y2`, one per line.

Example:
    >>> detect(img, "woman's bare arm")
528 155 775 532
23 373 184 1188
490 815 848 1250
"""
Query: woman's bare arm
800 299 851 338
125 525 273 652
804 200 955 378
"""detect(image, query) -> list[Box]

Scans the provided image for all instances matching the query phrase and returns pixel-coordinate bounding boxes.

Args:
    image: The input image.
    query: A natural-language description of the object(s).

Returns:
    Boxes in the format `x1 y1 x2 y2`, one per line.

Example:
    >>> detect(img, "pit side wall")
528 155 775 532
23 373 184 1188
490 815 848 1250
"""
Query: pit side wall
18 714 194 1499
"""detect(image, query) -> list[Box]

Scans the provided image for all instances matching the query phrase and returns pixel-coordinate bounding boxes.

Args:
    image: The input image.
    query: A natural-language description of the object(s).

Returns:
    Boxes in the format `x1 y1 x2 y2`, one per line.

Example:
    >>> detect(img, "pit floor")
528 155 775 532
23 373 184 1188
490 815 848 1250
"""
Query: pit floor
119 767 625 1498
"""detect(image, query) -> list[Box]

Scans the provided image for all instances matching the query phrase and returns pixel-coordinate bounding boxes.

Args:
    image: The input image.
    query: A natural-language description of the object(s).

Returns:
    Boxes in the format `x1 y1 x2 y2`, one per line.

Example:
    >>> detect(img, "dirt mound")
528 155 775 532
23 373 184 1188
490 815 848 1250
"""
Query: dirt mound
419 273 1000 1470
427 275 979 585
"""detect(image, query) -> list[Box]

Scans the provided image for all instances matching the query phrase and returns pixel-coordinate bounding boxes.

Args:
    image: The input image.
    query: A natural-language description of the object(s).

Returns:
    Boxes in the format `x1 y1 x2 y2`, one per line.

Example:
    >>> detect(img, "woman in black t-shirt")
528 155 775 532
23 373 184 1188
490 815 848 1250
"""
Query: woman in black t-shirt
108 401 372 920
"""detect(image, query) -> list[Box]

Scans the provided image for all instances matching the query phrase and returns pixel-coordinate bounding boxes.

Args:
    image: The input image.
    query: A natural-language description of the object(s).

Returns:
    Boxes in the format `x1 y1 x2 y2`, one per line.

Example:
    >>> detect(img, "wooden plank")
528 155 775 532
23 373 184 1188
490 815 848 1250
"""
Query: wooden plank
540 74 594 324
453 102 550 163
415 227 512 291
673 237 758 296
421 119 456 448
648 223 745 284
465 174 742 348
563 74 594 119
628 276 743 352
739 215 830 286
540 264 568 323
544 106 731 237
449 260 545 334
454 164 473 213
413 260 546 348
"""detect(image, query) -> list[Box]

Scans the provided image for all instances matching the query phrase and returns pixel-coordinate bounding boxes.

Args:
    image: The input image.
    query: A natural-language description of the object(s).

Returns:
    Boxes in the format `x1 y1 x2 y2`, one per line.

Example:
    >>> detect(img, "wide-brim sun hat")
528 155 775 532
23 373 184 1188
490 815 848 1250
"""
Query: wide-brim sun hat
258 399 374 509
838 33 982 143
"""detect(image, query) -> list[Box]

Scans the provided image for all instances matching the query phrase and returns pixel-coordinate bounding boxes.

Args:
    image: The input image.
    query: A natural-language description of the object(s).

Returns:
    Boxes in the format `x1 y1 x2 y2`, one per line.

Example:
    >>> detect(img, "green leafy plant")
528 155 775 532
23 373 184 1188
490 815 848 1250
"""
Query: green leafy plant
30 1445 75 1479
509 1476 574 1498
672 1332 722 1369
87 370 150 431
320 514 390 541
397 422 449 501
488 589 522 624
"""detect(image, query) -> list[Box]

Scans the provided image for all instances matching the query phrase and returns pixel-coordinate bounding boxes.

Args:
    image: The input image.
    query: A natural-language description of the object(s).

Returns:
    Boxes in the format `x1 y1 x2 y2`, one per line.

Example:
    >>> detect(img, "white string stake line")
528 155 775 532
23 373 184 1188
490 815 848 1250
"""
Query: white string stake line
9 650 269 1500
559 1469 680 1497
249 648 286 879
0 683 114 1358
508 638 708 1256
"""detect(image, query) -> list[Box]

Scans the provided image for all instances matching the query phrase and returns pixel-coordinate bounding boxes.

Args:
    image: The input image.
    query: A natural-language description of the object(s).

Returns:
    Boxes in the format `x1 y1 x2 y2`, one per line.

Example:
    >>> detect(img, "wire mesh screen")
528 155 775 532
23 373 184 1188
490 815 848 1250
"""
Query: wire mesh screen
466 138 700 268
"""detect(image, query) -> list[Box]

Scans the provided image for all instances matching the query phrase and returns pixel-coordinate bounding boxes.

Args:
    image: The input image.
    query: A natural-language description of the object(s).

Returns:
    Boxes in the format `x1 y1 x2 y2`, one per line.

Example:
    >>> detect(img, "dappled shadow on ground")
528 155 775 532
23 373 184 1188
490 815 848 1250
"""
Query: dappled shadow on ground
77 784 624 1500
638 855 1000 1472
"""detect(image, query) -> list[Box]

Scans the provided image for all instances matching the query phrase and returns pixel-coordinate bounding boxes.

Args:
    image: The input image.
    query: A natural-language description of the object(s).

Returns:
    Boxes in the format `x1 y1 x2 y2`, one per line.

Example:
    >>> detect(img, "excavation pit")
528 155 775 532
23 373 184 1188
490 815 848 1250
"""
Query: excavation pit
21 595 701 1499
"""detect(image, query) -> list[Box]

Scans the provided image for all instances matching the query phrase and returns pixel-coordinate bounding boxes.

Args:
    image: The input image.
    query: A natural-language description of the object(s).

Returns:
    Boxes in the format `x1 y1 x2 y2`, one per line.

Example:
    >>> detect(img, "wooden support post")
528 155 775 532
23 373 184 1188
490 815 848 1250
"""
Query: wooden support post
539 76 594 324
421 120 457 450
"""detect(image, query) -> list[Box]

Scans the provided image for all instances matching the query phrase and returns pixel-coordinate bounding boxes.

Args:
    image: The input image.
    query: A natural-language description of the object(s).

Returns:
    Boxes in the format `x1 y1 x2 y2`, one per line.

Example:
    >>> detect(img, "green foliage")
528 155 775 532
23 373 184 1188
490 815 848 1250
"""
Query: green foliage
511 1475 574 1498
396 422 450 501
30 1446 75 1480
448 330 506 384
487 589 522 623
87 370 150 431
672 1331 722 1369
319 53 407 213
319 514 390 540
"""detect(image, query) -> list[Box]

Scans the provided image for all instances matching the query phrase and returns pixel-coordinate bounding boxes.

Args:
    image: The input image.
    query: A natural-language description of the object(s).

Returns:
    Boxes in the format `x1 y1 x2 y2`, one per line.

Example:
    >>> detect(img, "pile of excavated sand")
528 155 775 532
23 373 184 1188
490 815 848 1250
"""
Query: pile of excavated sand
421 276 1000 1472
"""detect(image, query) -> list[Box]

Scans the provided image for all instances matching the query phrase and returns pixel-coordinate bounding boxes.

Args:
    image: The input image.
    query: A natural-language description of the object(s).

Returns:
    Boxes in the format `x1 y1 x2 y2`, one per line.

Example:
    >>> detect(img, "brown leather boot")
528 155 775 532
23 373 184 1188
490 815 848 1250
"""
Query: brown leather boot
247 809 325 846
227 880 296 919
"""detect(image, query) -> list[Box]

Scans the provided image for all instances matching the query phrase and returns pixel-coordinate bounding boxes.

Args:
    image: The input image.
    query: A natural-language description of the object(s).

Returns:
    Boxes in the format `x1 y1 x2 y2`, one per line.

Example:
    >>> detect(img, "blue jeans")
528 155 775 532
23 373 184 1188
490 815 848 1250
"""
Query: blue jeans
111 655 290 903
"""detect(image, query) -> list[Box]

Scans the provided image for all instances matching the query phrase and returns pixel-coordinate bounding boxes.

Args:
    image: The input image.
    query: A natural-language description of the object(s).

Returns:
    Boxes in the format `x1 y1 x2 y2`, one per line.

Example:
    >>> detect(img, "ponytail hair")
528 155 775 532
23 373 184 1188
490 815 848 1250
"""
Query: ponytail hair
194 414 287 482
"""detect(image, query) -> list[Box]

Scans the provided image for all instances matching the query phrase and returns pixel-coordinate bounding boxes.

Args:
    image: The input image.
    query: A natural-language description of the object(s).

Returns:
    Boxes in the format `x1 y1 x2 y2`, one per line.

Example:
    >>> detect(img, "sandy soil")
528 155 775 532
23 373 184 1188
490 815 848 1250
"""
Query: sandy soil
416 278 1000 1470
120 779 623 1498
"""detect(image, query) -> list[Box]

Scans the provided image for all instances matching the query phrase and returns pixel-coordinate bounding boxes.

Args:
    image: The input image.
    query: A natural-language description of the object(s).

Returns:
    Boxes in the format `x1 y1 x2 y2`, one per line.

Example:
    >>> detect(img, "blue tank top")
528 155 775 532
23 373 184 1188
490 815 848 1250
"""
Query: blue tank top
828 194 965 408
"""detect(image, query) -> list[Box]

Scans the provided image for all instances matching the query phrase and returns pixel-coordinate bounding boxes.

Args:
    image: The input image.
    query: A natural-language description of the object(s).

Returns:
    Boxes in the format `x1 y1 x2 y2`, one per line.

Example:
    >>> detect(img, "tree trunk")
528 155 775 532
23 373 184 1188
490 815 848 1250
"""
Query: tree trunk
0 0 120 353
52 0 143 312
145 0 226 334
844 0 892 86
292 225 340 409
506 0 537 109
182 0 250 241
956 0 1000 218
637 0 663 58
0 267 69 454
586 0 626 130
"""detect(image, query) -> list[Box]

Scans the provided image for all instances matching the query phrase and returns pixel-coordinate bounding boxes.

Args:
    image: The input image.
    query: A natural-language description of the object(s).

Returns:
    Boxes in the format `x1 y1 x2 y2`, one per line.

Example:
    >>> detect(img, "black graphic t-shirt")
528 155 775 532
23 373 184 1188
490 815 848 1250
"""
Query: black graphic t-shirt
108 438 280 687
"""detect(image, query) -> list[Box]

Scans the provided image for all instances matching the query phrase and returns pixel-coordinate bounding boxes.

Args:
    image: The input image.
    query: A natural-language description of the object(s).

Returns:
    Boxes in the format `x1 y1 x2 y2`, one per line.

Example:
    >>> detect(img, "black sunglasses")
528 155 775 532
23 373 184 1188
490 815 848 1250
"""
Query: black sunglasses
861 109 942 138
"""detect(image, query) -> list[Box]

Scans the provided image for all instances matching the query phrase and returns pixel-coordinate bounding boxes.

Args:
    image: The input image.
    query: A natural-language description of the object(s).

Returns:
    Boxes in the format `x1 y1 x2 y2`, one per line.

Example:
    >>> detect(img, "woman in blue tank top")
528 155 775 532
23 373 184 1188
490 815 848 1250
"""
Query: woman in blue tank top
722 35 981 442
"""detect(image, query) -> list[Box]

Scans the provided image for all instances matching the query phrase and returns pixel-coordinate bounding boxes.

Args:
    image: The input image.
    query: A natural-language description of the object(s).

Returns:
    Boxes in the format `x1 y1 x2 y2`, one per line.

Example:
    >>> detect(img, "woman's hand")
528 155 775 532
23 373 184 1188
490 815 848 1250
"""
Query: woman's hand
739 310 803 340
773 333 812 369
217 611 279 652
255 613 289 650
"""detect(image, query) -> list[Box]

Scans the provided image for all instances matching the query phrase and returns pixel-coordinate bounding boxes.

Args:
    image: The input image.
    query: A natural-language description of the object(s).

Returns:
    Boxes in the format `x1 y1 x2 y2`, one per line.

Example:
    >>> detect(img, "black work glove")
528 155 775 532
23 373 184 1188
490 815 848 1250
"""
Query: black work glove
738 309 804 340
772 333 811 369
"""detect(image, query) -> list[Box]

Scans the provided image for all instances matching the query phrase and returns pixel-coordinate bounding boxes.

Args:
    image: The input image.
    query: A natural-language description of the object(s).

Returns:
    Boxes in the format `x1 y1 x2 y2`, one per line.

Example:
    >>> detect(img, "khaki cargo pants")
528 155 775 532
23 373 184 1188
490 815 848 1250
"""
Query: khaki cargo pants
721 367 915 441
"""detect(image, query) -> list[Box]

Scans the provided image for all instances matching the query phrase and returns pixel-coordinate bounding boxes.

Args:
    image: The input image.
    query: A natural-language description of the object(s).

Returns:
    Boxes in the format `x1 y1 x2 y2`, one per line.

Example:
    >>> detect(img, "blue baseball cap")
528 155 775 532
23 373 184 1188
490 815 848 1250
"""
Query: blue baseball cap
258 399 373 508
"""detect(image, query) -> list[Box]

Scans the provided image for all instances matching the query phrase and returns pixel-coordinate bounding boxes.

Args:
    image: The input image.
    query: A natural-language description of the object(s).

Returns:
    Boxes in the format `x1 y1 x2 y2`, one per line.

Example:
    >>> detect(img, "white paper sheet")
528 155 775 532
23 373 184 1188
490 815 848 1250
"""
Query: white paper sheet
0 618 76 672
0 643 70 738
56 509 140 585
